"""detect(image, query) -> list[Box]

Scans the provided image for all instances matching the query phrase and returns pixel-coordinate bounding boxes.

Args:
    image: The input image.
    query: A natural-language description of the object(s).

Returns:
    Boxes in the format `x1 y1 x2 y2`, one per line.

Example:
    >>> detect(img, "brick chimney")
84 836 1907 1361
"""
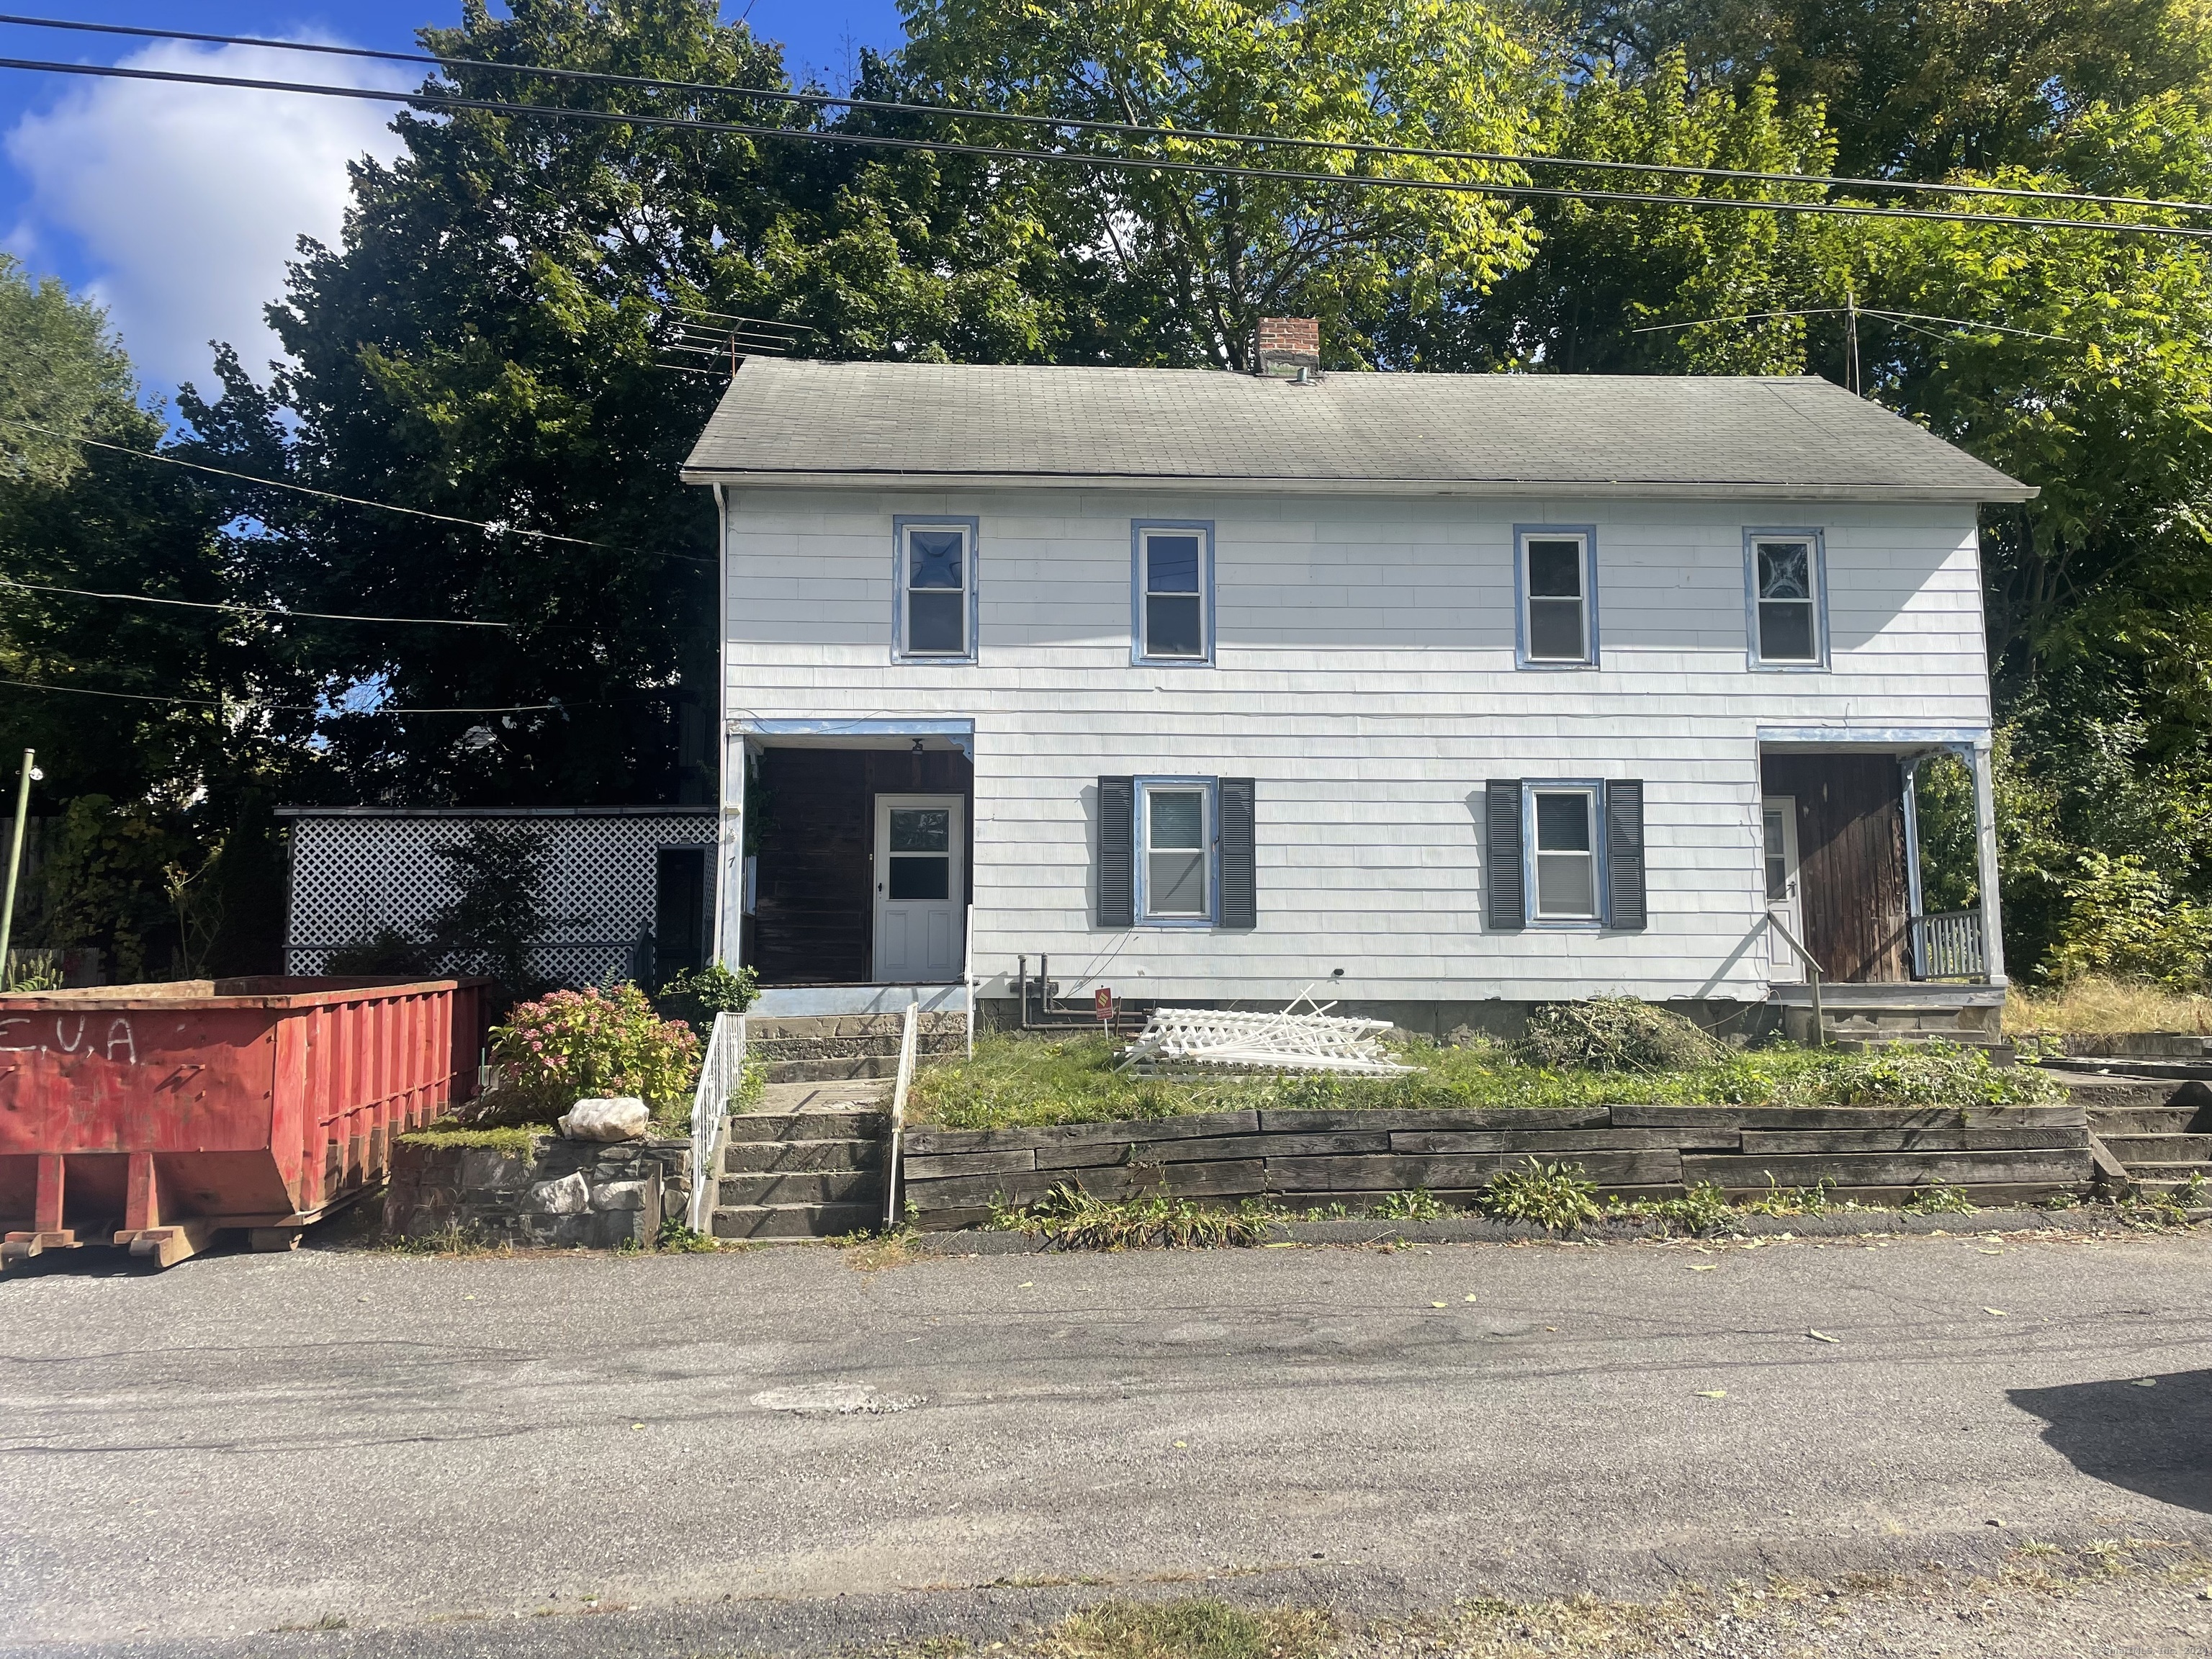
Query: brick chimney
1254 317 1321 378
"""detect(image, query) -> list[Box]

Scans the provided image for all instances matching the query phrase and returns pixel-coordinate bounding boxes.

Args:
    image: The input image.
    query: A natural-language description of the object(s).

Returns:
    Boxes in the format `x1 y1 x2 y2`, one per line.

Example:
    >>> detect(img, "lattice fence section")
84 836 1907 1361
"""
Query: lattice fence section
1118 1007 1415 1076
285 811 716 988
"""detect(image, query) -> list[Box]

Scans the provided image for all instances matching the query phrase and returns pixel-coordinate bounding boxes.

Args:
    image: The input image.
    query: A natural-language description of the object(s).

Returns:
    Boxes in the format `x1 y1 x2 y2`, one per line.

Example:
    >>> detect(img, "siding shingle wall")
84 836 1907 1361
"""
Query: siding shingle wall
723 490 1990 1002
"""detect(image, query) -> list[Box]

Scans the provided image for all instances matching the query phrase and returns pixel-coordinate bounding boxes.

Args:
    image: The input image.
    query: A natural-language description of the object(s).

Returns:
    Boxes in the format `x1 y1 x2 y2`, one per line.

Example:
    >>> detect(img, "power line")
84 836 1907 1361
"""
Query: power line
0 675 572 714
4 53 2211 243
4 11 2208 220
0 420 717 570
0 577 508 629
1633 305 2081 344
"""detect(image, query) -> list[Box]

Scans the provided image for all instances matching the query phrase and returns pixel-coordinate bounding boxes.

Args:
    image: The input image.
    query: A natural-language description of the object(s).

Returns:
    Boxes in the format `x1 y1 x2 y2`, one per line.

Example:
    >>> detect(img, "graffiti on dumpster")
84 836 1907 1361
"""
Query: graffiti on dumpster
0 1015 138 1062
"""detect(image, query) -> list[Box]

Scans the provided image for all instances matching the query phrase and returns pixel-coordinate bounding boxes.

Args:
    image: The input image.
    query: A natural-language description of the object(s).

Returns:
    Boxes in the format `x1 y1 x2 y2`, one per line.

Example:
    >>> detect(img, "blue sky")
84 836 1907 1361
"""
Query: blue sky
0 3 906 407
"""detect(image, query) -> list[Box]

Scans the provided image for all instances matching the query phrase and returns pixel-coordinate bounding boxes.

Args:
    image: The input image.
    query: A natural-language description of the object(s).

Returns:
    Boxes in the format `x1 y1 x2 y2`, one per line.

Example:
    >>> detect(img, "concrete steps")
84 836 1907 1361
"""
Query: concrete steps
747 1012 967 1085
711 1107 888 1240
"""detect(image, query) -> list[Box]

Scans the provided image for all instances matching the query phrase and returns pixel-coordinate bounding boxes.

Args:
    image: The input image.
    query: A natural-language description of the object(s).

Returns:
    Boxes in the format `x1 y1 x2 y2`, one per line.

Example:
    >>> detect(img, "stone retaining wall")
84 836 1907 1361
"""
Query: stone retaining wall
901 1103 2092 1230
384 1136 695 1248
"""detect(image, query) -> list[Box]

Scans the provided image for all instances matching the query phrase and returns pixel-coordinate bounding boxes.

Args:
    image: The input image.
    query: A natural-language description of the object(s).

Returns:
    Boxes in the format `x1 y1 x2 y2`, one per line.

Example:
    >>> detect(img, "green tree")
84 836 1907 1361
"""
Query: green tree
891 0 1552 368
1571 0 2212 177
0 253 134 486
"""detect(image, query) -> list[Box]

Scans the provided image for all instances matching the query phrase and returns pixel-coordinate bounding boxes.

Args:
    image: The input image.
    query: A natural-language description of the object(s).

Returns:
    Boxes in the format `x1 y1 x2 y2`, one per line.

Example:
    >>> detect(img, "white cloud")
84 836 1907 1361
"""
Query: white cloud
5 40 408 395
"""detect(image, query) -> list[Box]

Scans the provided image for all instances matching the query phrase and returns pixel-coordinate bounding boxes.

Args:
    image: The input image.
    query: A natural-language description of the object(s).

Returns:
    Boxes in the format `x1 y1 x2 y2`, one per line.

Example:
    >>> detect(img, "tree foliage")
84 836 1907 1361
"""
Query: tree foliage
12 0 2212 984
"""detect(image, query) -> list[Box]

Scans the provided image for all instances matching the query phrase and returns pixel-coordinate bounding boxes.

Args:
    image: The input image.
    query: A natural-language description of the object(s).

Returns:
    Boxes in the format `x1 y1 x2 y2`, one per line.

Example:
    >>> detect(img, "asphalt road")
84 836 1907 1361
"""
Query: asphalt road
2 1227 2209 1656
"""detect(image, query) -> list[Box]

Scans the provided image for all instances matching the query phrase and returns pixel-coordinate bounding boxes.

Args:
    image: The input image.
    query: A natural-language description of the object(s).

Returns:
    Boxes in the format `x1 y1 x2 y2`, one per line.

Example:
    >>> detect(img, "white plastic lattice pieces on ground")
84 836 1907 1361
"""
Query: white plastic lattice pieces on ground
1117 1007 1416 1076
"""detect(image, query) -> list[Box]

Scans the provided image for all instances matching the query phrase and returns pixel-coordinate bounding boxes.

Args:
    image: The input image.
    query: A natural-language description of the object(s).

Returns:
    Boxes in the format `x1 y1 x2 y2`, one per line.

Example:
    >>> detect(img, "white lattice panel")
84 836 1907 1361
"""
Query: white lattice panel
284 811 716 986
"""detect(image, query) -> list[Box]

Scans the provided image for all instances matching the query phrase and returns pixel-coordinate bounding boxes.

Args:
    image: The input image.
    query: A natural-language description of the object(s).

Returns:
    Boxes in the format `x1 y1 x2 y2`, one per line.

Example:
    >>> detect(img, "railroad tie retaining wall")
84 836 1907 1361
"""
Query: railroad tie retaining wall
899 1104 2091 1231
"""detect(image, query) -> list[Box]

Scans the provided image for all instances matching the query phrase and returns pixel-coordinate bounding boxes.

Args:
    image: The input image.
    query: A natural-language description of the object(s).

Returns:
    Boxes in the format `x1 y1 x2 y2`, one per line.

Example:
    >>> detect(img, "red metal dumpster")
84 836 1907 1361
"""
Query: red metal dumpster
1 976 485 1269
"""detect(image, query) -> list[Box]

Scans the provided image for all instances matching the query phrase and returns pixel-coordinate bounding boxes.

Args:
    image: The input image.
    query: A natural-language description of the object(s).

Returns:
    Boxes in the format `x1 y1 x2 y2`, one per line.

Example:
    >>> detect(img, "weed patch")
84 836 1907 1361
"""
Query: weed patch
1370 1189 1447 1220
1035 1599 1334 1659
1478 1160 1601 1231
1903 1181 1978 1215
995 1183 1274 1250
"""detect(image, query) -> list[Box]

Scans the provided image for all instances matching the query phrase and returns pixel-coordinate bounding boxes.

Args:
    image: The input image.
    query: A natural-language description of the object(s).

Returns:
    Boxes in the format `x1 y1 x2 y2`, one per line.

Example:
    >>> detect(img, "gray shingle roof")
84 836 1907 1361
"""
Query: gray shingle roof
682 359 2032 501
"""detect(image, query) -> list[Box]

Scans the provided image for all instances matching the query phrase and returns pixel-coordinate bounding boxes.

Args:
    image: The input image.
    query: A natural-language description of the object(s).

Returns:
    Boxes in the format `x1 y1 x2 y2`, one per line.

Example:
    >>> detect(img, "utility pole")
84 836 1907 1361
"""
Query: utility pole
1845 281 1862 396
0 749 37 989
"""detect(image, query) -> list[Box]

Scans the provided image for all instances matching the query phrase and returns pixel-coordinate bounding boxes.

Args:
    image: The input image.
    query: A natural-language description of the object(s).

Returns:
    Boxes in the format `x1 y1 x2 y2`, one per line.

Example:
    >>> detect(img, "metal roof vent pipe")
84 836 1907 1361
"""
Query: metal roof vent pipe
1255 316 1321 380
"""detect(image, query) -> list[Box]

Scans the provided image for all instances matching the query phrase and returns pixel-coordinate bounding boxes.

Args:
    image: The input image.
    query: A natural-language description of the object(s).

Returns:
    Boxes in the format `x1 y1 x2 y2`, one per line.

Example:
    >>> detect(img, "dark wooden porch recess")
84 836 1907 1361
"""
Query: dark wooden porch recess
1761 753 1912 984
747 747 976 985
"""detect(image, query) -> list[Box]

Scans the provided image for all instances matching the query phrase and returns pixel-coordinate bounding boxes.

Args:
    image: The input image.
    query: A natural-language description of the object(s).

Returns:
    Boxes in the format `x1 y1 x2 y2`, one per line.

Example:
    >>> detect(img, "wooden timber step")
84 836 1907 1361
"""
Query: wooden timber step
2084 1105 2207 1136
2099 1133 2212 1164
2059 1073 2211 1112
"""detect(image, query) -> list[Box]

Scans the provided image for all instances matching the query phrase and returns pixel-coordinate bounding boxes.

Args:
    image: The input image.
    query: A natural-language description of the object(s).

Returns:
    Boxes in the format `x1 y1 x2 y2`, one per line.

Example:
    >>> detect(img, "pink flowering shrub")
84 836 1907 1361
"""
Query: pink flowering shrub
481 984 701 1126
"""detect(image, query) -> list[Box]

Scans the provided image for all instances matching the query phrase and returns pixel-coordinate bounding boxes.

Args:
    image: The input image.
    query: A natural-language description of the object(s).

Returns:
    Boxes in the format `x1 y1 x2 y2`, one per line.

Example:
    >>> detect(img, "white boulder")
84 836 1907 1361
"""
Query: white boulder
558 1096 650 1142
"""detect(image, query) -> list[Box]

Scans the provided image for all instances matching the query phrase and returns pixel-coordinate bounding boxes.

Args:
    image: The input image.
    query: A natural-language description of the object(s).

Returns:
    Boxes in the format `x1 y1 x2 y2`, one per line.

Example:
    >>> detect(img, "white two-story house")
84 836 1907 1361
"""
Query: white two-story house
682 343 2031 1034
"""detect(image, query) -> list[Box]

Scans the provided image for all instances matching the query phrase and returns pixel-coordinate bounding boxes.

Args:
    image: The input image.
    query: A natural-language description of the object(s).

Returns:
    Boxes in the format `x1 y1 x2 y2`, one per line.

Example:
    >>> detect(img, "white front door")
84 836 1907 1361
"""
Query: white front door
873 794 963 982
1762 796 1804 981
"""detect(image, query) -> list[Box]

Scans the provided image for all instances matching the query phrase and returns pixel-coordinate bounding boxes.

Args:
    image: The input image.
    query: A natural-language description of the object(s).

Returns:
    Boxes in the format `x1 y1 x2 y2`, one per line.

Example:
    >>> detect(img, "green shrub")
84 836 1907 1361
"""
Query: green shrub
1478 1159 1601 1231
1519 997 1725 1072
2044 853 2212 992
476 984 700 1128
655 962 760 1033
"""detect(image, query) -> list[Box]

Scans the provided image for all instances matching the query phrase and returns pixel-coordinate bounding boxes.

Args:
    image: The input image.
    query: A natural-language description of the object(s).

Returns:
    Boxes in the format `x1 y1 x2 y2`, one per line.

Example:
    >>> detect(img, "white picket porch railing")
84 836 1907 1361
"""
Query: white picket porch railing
1911 908 1987 981
685 1012 747 1235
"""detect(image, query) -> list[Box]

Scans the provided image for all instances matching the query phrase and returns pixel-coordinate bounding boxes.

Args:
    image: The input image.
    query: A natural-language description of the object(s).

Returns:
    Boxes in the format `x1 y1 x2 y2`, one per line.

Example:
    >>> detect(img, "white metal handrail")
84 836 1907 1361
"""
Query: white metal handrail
881 999 919 1233
1762 913 1827 1046
686 1011 746 1234
963 902 975 1060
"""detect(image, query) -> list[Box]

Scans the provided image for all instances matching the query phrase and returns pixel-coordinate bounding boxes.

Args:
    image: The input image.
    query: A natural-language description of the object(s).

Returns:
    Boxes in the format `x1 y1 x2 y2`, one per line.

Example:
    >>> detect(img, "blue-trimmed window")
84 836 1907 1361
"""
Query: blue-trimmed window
1132 521 1214 665
893 516 978 663
1514 526 1597 667
1745 529 1827 669
1136 776 1216 925
1524 781 1604 924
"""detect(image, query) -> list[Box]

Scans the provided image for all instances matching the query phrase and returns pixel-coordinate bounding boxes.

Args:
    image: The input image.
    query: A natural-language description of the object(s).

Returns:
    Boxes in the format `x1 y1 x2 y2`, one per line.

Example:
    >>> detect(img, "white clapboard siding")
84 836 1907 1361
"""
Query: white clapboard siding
721 488 1990 1002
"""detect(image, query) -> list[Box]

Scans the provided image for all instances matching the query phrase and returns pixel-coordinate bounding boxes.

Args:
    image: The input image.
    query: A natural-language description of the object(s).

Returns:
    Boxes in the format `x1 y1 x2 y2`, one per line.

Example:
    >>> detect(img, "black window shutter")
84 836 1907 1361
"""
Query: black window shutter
1606 779 1647 930
1485 779 1524 930
1218 778 1256 929
1097 776 1136 927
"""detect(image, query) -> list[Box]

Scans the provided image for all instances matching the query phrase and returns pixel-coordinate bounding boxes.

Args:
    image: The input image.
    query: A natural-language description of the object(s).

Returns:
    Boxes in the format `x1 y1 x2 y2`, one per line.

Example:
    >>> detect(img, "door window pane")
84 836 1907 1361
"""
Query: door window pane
1144 788 1208 917
905 527 967 655
1763 809 1788 902
889 856 950 900
1533 790 1597 918
889 809 949 853
1755 541 1819 662
1524 538 1588 661
1143 531 1206 658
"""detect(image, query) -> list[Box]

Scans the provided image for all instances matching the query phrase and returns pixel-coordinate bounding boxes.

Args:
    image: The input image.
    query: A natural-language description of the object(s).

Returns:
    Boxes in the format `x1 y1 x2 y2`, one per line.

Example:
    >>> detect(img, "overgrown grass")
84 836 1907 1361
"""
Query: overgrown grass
395 1120 552 1153
908 1030 2063 1130
2005 976 2212 1036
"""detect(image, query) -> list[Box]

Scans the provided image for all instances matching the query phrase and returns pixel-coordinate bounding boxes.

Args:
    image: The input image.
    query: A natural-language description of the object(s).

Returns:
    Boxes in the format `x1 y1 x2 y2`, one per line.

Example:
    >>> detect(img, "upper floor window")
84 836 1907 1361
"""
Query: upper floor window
1515 527 1596 667
1132 521 1214 665
894 517 977 663
1745 531 1825 668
